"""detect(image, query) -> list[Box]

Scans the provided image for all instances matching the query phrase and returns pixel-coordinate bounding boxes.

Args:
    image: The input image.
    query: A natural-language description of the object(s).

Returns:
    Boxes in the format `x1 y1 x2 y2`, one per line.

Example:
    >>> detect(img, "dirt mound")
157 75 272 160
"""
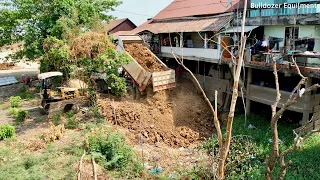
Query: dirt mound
0 62 14 70
124 43 166 72
98 80 214 147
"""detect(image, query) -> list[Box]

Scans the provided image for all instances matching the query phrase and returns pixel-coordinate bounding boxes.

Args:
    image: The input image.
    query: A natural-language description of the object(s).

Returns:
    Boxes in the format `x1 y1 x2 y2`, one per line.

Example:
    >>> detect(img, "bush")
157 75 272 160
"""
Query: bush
0 123 15 140
52 113 62 125
9 108 28 122
9 96 22 108
65 112 79 129
16 110 28 121
88 131 133 171
19 88 33 99
107 74 127 97
8 107 19 116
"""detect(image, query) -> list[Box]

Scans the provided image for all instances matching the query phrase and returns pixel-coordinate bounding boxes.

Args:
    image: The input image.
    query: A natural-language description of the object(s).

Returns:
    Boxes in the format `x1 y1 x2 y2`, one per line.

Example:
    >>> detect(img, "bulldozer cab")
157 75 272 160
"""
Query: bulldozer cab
38 72 79 101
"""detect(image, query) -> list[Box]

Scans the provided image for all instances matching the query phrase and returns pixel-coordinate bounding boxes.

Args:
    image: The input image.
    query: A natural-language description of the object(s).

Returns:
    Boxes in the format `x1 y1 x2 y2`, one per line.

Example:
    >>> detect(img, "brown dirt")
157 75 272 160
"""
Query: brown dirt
98 79 214 148
0 62 15 70
124 43 166 72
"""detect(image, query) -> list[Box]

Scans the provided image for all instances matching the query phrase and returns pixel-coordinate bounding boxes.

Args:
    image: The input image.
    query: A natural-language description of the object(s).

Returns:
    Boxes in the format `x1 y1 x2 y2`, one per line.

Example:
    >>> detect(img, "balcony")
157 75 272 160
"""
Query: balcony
160 46 219 62
248 84 320 113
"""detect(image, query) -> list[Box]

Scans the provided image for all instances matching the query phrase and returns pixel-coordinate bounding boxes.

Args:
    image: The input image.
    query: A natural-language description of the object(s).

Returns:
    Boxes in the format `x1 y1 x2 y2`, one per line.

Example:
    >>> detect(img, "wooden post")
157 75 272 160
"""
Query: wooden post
301 77 313 125
246 67 252 114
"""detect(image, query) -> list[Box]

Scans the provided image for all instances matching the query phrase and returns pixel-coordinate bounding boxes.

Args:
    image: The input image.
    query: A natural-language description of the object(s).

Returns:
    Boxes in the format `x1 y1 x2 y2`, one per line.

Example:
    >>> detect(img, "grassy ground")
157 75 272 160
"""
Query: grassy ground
1 86 319 179
0 134 83 179
202 114 320 180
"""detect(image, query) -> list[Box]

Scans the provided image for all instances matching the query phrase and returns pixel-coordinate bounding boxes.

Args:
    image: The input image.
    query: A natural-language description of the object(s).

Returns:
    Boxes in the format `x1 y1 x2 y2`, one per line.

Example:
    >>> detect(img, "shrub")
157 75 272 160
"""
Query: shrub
16 110 28 121
8 108 28 122
19 88 33 99
9 96 22 108
0 123 15 140
107 74 127 97
88 131 133 171
52 113 62 125
8 107 19 117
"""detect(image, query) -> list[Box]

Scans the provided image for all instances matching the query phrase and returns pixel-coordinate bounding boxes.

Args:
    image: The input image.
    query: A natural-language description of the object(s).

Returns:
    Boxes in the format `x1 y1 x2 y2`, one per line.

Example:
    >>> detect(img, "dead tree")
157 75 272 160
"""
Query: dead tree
167 0 249 178
265 56 320 180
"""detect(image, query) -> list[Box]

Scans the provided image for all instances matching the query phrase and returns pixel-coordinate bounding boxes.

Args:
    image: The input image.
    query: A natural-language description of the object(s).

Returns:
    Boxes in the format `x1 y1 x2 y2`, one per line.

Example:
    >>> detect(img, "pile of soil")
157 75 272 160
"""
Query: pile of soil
124 43 166 72
98 80 214 147
0 62 14 70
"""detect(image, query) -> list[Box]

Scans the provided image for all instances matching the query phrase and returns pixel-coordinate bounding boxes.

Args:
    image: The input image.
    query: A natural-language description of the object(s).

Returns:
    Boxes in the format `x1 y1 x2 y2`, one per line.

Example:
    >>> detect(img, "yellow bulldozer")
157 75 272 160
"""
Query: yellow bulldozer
38 72 88 116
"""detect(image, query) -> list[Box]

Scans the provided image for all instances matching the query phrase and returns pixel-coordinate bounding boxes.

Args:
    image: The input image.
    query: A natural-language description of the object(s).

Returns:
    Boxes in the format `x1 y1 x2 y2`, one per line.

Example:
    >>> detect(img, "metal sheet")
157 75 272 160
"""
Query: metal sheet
131 16 231 34
0 76 18 86
223 26 259 33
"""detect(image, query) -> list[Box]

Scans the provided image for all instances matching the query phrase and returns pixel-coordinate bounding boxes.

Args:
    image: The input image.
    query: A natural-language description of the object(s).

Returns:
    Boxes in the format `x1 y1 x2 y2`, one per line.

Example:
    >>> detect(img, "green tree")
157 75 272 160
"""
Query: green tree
0 0 122 59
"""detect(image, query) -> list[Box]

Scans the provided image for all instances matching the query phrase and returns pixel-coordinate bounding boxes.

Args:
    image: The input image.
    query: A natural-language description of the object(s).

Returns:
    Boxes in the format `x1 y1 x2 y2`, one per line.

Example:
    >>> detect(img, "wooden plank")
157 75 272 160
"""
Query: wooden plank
153 78 176 86
153 83 176 92
152 69 176 90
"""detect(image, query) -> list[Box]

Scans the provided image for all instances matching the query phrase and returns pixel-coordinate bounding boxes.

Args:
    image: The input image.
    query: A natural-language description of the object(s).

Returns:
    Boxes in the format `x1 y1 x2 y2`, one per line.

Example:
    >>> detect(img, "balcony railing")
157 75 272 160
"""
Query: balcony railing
161 46 219 60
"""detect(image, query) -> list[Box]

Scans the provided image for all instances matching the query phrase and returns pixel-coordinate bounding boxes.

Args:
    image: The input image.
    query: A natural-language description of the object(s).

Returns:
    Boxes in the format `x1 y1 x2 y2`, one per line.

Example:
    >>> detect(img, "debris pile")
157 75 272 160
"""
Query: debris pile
98 80 214 147
124 43 166 72
0 62 14 70
70 32 115 59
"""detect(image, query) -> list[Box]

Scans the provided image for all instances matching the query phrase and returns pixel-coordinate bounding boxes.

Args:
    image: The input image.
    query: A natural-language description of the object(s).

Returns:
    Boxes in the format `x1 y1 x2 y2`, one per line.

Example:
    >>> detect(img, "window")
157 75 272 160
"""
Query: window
284 27 299 50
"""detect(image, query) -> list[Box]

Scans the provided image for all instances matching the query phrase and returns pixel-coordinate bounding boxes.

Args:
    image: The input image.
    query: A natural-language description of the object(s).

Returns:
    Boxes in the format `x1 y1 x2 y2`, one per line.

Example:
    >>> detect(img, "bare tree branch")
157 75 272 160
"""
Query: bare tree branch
266 54 320 180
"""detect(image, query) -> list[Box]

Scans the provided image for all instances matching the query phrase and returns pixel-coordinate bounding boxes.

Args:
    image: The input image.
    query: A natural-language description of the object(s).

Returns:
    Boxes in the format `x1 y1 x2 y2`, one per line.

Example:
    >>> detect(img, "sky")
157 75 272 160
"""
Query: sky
109 0 174 26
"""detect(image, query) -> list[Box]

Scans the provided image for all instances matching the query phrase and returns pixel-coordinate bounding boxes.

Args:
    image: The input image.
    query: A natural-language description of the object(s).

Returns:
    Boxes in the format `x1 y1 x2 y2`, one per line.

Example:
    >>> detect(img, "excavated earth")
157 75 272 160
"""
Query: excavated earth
98 80 215 147
124 43 166 72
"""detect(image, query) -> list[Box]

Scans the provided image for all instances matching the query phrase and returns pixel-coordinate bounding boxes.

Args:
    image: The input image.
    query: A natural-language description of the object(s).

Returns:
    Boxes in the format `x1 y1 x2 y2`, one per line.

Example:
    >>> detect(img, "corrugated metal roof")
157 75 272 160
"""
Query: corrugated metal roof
224 26 259 33
128 16 231 35
153 0 243 20
111 31 135 39
104 18 136 33
0 76 18 86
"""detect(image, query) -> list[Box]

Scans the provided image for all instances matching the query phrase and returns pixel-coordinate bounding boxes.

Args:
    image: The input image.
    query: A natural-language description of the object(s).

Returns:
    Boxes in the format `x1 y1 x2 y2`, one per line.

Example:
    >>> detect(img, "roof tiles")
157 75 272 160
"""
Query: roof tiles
153 0 243 20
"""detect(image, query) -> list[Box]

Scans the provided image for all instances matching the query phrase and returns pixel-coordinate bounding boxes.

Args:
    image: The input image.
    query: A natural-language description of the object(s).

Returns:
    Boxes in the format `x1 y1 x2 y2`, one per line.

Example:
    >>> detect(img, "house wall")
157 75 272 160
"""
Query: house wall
264 25 320 52
189 32 204 48
109 20 136 34
264 25 285 47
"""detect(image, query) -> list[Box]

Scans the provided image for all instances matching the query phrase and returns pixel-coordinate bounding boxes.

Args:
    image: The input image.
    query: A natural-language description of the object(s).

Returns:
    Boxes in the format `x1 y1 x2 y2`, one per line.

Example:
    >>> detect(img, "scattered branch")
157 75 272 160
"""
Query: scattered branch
78 150 86 180
92 157 97 180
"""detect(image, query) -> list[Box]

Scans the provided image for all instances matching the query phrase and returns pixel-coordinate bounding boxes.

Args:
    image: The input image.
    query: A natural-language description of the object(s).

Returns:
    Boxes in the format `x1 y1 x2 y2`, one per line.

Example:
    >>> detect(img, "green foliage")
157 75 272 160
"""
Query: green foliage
16 110 28 122
52 113 62 126
8 107 19 117
8 108 28 122
18 88 33 99
42 36 72 73
0 143 80 179
0 123 15 140
201 114 320 179
108 74 127 96
88 130 133 171
9 96 22 108
0 0 122 59
65 112 79 129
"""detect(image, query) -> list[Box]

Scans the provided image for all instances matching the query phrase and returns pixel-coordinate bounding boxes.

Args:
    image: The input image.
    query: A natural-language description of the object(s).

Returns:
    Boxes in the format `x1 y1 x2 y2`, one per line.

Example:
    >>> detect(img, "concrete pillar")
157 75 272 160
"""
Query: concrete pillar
204 33 208 49
218 33 221 59
180 32 183 48
301 77 313 125
246 68 252 114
